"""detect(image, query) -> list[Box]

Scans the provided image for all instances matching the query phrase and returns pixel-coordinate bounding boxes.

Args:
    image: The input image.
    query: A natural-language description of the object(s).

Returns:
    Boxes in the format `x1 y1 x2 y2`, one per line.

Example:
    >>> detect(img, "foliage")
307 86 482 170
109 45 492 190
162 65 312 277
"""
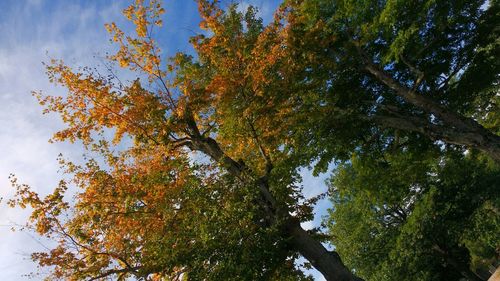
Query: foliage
8 0 500 280
327 145 499 281
281 0 500 167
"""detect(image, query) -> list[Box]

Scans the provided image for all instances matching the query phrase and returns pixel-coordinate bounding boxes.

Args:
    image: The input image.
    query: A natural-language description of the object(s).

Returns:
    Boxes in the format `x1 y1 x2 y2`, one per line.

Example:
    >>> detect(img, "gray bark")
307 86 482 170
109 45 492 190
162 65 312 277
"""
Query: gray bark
364 63 500 162
182 114 362 281
287 219 364 281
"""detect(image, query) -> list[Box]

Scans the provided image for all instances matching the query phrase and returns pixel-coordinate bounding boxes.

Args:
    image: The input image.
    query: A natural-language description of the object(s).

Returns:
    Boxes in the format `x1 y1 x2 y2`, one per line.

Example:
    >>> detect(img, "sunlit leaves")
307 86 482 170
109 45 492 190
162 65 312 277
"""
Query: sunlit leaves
105 0 165 79
12 2 315 279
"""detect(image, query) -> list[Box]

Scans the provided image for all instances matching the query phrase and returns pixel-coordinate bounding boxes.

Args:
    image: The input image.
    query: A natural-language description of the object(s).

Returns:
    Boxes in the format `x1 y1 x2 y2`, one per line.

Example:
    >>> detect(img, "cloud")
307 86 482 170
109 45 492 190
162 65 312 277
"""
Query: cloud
0 1 125 279
234 0 281 24
0 1 330 280
0 0 203 277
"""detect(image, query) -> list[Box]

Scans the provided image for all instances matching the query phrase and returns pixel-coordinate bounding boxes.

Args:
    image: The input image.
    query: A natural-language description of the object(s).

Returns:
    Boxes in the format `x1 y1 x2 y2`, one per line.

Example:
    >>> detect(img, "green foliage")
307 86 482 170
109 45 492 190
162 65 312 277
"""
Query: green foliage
285 3 500 278
327 146 500 280
283 0 499 166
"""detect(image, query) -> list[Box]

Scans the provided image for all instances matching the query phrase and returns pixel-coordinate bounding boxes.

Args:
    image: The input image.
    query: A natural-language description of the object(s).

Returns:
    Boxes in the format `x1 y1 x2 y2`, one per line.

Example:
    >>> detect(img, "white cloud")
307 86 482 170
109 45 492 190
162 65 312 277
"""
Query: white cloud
0 1 331 280
234 0 280 24
0 2 125 279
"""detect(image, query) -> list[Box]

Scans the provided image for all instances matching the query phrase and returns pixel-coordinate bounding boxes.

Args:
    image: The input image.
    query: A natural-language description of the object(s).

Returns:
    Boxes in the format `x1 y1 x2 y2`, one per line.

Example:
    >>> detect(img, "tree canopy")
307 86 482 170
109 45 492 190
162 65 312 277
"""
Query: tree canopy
9 0 499 280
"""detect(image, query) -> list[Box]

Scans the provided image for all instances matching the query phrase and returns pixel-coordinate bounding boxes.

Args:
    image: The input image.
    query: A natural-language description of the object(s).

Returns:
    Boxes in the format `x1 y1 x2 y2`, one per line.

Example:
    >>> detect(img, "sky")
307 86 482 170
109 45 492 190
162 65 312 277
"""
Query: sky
0 1 328 280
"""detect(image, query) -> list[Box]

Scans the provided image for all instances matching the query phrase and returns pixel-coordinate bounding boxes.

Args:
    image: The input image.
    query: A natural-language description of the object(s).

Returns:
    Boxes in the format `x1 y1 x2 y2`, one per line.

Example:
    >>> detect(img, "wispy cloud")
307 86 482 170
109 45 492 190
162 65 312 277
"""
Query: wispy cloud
0 1 327 280
234 0 281 24
0 1 125 279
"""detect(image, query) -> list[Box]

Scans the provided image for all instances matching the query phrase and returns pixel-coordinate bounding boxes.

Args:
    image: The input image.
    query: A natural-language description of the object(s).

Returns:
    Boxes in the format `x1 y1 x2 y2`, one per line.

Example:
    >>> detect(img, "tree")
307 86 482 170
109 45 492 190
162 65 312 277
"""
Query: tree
8 0 499 280
326 145 499 281
279 0 500 166
10 1 358 280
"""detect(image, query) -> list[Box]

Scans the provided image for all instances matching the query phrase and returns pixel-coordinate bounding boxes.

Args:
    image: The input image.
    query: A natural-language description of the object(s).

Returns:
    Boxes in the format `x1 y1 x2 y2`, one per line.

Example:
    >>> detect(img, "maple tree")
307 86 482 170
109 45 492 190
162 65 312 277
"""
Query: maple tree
9 0 499 280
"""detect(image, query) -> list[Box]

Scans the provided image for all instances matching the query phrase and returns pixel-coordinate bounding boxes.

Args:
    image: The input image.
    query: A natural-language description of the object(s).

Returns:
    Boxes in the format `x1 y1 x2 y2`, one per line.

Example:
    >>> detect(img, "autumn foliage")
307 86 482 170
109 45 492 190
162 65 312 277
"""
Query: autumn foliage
9 0 499 280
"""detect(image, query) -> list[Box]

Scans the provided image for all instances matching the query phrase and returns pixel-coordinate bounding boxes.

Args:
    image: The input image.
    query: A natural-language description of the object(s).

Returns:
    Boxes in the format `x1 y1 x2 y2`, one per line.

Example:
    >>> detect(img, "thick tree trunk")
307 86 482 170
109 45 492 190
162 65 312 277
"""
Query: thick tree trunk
364 63 500 162
287 219 364 281
371 113 500 160
186 129 362 281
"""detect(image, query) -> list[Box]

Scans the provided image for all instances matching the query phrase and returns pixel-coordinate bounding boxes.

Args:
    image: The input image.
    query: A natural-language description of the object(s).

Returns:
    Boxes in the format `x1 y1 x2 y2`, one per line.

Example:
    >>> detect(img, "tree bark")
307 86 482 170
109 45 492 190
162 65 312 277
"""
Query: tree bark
185 126 362 281
287 219 364 281
364 62 500 162
370 113 499 155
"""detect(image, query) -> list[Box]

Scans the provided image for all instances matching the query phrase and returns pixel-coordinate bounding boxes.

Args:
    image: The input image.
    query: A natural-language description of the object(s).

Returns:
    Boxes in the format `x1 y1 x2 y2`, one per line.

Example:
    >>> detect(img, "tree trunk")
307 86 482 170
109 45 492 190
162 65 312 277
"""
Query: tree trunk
371 113 500 159
364 63 500 162
287 219 364 281
186 130 362 281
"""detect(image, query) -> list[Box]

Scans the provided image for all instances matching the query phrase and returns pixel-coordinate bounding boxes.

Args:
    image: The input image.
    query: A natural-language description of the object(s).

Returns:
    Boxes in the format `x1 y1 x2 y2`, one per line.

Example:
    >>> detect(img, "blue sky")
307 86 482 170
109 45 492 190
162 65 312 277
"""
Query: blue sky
0 1 328 280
